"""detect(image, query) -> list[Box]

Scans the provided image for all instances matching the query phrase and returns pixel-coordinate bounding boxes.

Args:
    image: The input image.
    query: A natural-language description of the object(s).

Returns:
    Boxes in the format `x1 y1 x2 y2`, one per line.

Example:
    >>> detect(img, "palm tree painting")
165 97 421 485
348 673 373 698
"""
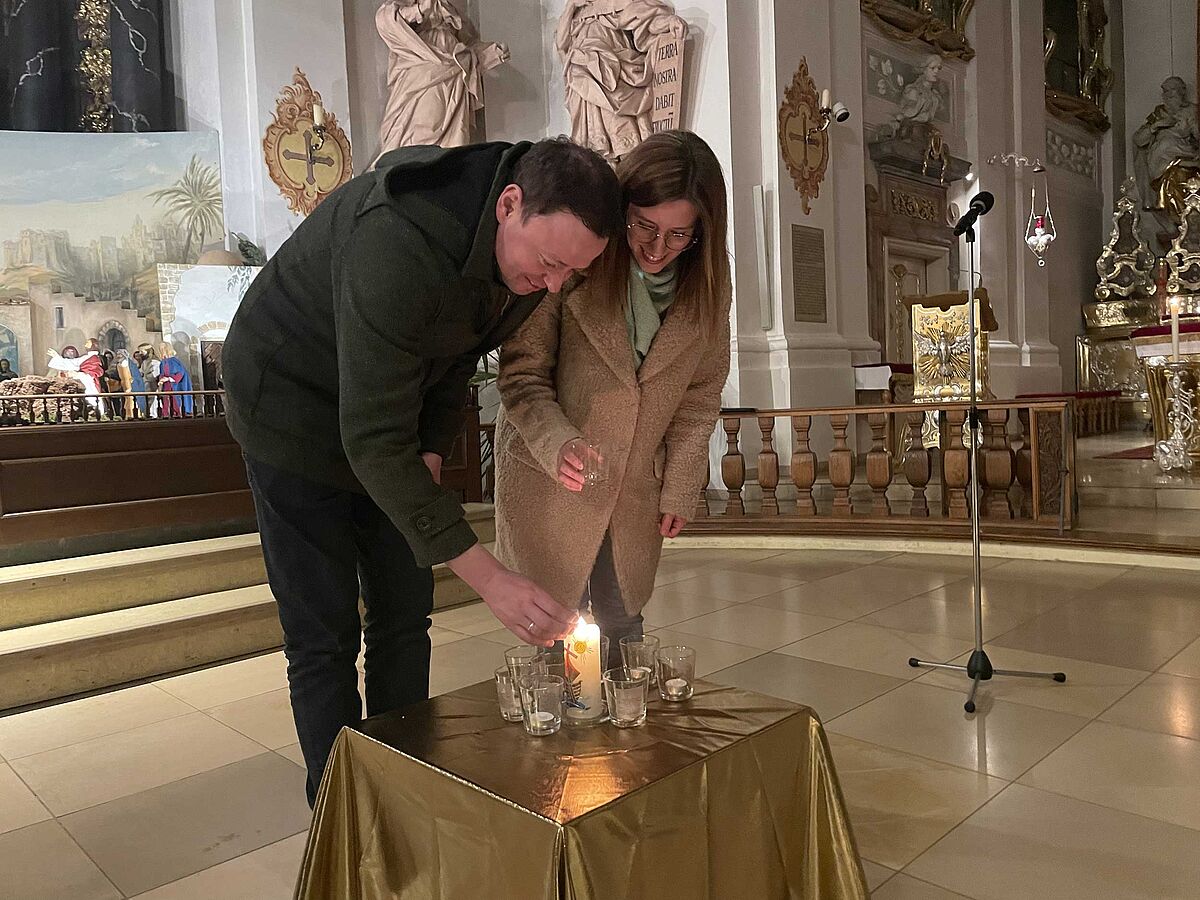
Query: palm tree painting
150 156 224 262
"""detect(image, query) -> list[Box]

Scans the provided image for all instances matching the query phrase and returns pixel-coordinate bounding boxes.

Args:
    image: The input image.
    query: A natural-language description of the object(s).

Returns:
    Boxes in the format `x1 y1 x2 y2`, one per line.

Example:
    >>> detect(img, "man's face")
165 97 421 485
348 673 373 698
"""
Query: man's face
1165 85 1185 111
493 185 609 295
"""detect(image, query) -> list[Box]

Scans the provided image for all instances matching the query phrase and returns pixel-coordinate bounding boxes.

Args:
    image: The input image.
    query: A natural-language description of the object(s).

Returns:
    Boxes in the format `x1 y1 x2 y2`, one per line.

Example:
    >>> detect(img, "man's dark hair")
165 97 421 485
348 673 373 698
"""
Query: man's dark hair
510 137 621 239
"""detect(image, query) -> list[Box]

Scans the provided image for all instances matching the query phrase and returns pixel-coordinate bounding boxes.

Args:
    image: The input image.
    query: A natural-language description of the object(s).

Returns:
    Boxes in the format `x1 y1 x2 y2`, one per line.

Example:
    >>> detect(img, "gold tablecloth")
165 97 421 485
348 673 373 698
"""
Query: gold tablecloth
295 680 868 899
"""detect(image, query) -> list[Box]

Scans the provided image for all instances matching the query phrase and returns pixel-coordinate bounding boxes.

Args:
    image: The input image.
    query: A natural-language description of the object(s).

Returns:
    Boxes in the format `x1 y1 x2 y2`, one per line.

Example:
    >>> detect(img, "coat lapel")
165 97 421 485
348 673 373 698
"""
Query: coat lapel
564 282 638 389
636 304 697 385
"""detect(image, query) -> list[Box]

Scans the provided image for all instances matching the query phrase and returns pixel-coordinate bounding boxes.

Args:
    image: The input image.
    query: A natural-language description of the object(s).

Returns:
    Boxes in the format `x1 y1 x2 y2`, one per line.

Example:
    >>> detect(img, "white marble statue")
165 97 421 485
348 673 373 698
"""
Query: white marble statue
556 0 686 162
375 0 509 158
880 55 944 139
1132 76 1200 212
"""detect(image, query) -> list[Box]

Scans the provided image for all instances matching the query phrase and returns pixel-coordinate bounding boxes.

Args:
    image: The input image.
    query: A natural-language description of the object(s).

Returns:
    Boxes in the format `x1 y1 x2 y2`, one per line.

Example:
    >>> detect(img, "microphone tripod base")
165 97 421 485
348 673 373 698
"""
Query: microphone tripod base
908 652 1067 714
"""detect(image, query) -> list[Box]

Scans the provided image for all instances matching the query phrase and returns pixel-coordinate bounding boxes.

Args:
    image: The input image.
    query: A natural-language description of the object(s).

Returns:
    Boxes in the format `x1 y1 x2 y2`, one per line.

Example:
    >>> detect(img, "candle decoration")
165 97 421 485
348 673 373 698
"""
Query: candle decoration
603 667 649 728
656 645 696 702
619 634 661 686
564 617 607 724
519 674 565 736
495 665 523 723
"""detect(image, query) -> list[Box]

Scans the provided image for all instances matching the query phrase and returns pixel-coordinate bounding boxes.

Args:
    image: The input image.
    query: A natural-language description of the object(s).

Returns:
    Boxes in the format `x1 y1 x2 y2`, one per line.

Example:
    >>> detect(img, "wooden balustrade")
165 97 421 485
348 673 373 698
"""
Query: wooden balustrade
686 399 1074 537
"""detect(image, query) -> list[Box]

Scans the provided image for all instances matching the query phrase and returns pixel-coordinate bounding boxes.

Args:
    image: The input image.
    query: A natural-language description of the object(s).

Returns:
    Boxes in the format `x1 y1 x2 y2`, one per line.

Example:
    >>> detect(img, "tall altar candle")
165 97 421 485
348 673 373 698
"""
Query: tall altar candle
1171 298 1181 362
570 617 602 713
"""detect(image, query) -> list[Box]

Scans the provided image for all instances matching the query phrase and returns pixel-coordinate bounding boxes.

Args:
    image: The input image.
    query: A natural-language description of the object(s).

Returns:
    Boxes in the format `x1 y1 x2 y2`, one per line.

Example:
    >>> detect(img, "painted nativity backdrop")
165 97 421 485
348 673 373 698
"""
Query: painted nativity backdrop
0 131 253 391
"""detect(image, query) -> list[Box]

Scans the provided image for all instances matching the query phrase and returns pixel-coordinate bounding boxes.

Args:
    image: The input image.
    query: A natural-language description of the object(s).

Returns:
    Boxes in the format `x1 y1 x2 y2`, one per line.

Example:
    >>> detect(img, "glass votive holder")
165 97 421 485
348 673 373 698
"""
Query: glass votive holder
495 665 523 723
656 645 696 701
505 645 547 683
603 666 649 728
519 673 565 736
583 441 609 486
619 635 660 686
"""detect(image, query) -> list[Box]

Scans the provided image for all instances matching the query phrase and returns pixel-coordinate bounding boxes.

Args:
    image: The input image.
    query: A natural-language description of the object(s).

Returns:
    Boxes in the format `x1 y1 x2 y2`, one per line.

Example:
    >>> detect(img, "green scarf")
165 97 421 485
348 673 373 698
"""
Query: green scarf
624 263 677 369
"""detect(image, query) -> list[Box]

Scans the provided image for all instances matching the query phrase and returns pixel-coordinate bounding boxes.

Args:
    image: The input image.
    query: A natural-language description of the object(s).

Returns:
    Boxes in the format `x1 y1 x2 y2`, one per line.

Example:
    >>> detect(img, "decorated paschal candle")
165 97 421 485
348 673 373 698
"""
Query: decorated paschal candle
565 616 602 717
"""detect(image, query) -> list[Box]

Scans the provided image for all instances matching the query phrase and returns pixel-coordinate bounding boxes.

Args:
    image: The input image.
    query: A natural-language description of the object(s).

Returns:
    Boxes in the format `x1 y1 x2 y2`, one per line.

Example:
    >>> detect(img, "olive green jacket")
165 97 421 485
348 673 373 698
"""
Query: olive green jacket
223 141 542 566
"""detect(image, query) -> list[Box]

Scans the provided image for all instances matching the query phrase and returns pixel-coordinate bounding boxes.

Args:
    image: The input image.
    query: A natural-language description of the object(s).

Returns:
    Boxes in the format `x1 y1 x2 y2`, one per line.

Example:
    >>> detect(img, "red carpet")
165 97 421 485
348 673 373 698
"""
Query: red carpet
1097 445 1155 460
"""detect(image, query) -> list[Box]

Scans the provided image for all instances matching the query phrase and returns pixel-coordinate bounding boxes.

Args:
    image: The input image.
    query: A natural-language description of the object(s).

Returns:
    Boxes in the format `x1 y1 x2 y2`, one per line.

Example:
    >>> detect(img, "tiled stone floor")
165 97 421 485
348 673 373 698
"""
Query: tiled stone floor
2 546 1200 898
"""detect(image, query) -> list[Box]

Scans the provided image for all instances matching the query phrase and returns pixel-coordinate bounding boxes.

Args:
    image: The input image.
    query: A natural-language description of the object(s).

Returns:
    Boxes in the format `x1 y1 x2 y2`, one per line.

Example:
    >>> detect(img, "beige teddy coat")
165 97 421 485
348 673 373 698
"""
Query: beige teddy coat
494 275 730 615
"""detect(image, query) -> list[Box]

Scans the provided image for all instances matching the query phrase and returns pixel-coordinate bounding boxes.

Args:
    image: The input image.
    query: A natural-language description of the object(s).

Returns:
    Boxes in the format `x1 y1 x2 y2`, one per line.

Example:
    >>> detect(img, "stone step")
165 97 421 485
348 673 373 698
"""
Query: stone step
0 585 283 710
0 504 496 630
0 556 488 711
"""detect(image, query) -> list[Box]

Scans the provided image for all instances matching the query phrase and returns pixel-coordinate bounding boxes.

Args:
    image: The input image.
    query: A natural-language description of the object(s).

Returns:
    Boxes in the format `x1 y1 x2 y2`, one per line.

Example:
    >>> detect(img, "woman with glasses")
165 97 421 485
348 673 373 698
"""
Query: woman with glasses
493 130 730 663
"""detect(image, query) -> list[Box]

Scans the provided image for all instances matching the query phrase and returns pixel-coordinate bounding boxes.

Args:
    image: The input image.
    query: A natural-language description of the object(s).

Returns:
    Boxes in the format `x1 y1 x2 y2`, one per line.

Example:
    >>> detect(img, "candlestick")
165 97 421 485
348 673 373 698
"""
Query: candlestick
312 103 326 127
820 88 830 111
1171 299 1181 362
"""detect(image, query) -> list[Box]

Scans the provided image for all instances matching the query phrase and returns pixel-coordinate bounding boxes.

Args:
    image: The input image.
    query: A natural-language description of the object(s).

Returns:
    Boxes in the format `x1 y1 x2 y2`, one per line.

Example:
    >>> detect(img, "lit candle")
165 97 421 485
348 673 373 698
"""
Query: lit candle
567 617 602 716
664 677 689 700
1171 298 1181 362
312 103 326 128
820 88 831 111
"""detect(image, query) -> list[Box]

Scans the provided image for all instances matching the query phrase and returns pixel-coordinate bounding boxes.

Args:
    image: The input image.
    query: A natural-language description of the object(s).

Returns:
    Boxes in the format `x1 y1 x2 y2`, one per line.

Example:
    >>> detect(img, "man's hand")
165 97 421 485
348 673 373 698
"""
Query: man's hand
659 512 687 539
446 544 577 647
479 569 576 647
557 438 587 492
421 451 442 484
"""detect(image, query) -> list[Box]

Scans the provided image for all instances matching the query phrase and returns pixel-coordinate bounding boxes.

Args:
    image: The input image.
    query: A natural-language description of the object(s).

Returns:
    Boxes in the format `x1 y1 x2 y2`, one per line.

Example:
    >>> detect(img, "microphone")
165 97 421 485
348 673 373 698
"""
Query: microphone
967 191 994 217
953 191 995 236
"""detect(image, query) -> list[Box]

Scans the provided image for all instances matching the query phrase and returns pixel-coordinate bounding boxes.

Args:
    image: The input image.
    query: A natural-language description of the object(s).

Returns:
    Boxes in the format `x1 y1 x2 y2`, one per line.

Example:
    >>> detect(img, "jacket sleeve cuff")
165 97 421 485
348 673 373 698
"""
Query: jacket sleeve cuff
405 492 480 568
528 420 584 479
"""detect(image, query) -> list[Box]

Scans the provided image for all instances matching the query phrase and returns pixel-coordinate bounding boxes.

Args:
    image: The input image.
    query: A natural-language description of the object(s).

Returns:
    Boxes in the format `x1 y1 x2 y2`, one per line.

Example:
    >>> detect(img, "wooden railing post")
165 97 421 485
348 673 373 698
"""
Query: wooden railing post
943 408 970 519
1016 407 1033 518
694 481 711 520
866 412 892 516
721 414 746 517
829 413 854 516
904 412 931 517
982 407 1015 518
757 415 780 515
791 415 816 516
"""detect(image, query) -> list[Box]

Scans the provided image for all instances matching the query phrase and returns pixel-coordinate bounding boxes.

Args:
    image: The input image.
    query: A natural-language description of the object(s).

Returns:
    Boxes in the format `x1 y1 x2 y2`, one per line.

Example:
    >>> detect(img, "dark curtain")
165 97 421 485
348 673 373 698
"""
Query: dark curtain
1 0 173 132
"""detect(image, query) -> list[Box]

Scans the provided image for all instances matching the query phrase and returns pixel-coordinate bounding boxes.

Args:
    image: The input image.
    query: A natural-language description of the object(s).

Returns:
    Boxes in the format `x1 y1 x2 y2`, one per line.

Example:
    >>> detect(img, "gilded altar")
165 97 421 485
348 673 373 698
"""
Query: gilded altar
1079 178 1155 412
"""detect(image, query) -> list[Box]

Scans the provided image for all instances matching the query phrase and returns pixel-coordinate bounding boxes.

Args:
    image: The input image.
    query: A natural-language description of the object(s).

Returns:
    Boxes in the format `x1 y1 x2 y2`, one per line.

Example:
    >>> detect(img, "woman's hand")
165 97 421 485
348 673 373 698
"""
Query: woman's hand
659 513 687 538
557 438 587 492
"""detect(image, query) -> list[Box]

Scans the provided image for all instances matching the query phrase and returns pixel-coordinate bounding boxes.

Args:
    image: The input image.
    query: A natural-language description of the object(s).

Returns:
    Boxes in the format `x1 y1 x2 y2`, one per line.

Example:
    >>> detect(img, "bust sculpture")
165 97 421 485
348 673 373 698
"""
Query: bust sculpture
879 55 944 140
375 0 509 158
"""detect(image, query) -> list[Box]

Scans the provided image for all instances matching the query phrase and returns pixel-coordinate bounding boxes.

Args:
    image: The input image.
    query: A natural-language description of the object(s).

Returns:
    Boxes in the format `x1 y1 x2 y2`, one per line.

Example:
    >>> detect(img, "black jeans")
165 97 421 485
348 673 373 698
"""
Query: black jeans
580 532 644 669
244 455 434 806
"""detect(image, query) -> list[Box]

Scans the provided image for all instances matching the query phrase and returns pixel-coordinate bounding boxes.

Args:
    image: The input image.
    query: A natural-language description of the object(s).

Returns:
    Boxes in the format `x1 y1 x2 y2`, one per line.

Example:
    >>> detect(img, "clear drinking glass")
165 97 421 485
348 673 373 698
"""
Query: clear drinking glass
583 441 609 486
495 665 523 722
505 645 547 684
519 673 565 736
619 634 661 686
656 645 696 701
603 666 649 728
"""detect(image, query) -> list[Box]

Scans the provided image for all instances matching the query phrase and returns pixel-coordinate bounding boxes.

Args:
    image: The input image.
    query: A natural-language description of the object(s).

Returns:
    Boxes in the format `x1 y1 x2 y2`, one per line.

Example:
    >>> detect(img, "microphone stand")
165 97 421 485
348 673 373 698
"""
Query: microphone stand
906 209 1066 713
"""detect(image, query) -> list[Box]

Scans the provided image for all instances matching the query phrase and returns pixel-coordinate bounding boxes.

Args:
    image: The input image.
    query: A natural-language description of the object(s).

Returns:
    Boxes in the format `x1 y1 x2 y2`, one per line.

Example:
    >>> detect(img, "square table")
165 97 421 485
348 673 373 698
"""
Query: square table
296 680 869 899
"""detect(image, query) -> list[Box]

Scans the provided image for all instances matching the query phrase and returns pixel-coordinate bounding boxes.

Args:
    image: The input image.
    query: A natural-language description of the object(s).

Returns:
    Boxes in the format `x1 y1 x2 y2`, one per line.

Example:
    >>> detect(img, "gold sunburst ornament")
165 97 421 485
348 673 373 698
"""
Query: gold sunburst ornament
262 69 353 217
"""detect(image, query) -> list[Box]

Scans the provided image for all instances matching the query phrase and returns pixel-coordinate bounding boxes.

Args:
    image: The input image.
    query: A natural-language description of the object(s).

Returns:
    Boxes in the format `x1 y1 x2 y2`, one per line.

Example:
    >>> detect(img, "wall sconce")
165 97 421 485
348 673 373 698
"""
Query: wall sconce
309 103 327 154
806 89 852 142
779 57 829 214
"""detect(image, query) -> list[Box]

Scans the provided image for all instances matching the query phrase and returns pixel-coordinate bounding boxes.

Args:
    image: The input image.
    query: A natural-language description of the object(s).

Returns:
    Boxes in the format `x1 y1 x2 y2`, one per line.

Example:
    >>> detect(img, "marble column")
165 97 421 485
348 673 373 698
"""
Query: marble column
3 0 72 131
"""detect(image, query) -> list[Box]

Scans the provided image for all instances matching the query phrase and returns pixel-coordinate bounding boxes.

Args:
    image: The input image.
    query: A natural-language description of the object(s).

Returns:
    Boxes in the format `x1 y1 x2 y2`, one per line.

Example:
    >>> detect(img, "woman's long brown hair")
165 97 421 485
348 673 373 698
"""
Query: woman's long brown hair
589 130 731 338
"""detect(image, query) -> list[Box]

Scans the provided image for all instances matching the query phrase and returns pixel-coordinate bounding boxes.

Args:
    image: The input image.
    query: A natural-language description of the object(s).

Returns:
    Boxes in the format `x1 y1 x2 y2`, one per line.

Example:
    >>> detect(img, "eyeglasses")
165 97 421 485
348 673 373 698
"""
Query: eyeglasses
626 221 697 252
